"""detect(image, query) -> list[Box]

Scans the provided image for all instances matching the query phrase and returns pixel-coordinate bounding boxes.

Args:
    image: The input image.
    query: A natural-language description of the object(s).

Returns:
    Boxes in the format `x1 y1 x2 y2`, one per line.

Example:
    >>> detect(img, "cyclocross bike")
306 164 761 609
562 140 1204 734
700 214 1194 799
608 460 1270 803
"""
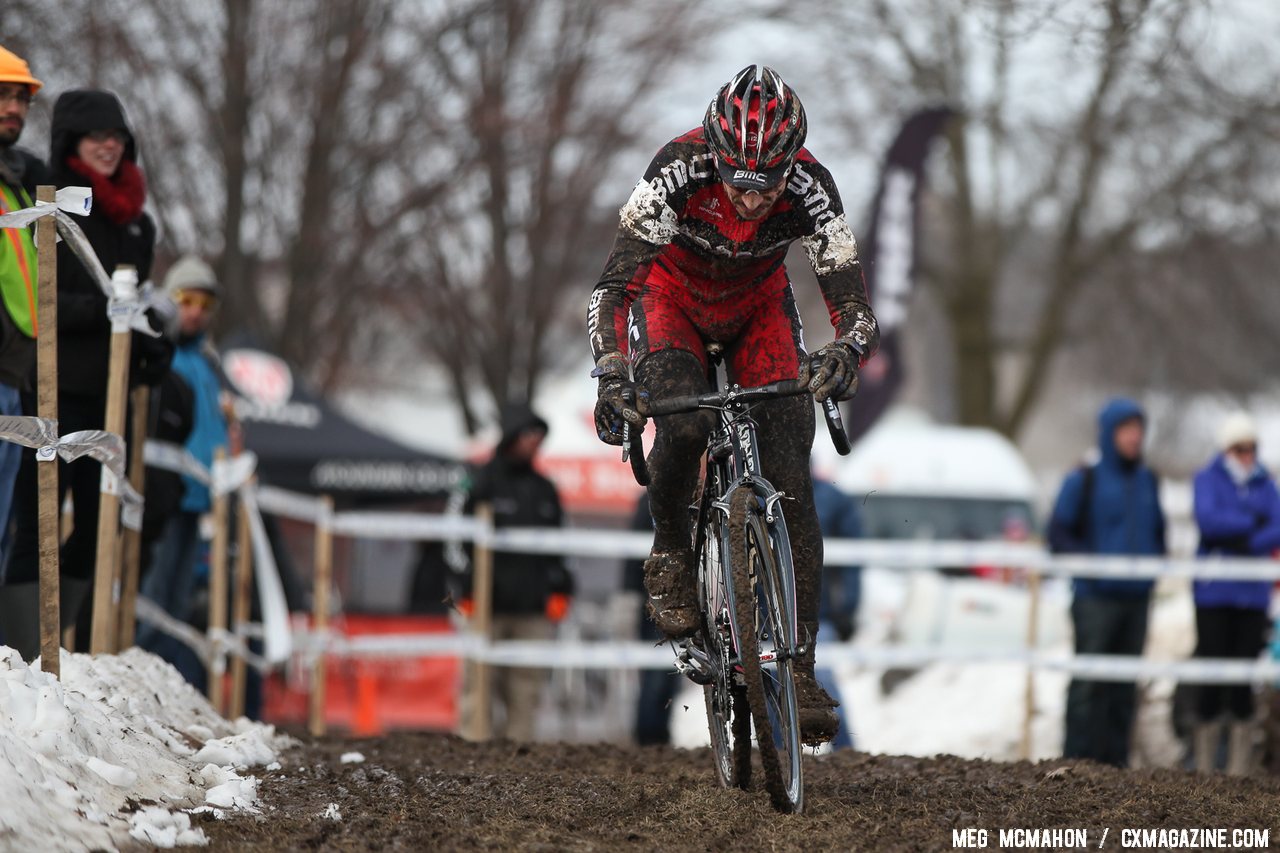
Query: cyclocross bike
623 343 850 814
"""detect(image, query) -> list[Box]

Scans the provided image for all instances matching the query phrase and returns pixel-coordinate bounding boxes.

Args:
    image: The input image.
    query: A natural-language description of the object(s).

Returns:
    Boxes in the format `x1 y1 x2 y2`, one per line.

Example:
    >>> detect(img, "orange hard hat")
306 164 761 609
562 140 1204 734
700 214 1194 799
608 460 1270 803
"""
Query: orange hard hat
0 45 42 94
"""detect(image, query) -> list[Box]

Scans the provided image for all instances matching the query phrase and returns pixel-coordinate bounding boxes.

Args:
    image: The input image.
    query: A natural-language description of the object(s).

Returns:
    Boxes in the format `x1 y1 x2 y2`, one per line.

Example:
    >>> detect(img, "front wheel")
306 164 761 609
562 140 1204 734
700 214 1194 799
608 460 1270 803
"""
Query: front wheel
700 507 751 789
727 487 804 813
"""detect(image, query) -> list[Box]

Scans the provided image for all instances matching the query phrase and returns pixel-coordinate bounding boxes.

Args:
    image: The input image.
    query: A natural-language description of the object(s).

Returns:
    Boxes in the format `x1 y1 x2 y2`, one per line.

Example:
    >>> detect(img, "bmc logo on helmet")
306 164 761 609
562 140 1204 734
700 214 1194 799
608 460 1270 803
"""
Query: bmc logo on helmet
733 169 766 182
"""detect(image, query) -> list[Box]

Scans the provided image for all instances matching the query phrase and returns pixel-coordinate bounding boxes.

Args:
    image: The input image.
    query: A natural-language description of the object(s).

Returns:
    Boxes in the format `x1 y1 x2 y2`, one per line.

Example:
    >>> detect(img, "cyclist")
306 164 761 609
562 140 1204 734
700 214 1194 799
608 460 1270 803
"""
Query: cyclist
587 65 879 743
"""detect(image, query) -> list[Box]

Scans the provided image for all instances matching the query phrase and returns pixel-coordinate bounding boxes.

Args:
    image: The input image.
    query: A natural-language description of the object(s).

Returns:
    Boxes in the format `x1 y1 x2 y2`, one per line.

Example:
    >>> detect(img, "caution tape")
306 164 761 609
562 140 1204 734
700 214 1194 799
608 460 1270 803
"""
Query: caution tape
134 596 272 674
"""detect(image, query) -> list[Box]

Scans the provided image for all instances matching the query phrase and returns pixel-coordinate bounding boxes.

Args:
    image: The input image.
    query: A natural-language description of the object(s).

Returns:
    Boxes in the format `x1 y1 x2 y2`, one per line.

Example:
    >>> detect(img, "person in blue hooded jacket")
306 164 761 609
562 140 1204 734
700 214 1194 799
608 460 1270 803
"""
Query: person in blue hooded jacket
1189 412 1280 775
1049 397 1166 766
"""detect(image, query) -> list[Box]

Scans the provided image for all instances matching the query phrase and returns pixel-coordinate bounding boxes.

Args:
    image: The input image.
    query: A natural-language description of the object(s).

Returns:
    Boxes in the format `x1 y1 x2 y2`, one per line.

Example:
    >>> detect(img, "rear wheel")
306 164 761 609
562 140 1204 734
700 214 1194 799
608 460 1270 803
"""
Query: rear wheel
727 486 803 813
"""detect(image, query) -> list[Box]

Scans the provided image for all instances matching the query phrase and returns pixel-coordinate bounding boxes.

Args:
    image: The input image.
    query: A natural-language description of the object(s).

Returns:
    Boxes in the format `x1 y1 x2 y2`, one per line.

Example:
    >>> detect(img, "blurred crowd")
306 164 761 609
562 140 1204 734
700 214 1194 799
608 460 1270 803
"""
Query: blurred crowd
0 46 253 710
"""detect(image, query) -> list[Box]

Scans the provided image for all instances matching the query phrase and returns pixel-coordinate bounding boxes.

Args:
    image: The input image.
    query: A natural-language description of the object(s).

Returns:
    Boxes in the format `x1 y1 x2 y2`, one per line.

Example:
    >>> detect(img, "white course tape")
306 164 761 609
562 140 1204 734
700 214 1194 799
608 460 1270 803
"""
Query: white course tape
144 439 209 483
287 630 1280 683
255 484 329 524
134 596 272 673
239 484 294 665
0 415 58 448
0 186 91 228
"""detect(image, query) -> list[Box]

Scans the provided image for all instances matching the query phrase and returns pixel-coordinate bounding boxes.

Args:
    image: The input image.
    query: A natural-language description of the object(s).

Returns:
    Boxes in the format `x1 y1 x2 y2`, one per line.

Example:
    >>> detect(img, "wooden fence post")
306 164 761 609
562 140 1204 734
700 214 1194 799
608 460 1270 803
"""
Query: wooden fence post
1020 570 1042 760
116 386 149 650
206 447 229 711
308 494 335 737
35 185 60 677
89 264 137 654
461 503 495 742
230 497 254 719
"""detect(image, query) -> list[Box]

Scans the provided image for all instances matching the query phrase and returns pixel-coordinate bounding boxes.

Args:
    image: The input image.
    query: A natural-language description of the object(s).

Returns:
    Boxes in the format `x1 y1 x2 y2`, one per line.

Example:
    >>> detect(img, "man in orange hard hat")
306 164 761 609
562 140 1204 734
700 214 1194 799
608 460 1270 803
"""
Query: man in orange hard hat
0 44 49 656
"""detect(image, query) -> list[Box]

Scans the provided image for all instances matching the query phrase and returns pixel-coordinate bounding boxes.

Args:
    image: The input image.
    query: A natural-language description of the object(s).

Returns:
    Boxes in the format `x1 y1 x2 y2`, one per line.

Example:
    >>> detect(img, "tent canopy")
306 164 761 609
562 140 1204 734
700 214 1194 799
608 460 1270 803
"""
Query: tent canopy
222 346 463 502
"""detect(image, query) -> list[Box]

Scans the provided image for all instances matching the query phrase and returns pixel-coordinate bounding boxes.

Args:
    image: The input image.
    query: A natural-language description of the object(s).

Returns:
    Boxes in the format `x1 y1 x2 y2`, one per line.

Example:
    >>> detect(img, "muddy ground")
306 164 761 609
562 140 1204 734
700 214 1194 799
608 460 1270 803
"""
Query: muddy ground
199 733 1280 852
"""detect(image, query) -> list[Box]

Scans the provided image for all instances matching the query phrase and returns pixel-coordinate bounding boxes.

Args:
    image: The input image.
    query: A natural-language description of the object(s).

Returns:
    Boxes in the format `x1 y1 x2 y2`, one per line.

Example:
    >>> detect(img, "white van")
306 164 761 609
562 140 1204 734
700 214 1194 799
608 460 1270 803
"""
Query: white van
826 407 1067 650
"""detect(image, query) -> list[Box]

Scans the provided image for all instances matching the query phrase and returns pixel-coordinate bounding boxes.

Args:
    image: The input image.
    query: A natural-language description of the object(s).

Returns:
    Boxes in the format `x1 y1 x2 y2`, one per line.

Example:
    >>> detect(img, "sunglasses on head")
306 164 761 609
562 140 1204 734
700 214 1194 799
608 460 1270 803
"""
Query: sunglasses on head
176 290 217 310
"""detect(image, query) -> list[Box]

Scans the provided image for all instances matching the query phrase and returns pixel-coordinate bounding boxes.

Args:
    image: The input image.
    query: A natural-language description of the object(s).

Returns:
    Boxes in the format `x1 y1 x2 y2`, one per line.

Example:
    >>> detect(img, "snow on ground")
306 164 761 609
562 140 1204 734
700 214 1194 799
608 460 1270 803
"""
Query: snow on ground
0 646 291 851
671 575 1195 765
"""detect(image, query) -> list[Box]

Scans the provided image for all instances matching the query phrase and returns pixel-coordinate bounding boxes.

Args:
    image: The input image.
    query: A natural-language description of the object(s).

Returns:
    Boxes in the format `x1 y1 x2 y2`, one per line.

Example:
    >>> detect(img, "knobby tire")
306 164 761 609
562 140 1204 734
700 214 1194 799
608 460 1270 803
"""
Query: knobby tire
728 487 802 813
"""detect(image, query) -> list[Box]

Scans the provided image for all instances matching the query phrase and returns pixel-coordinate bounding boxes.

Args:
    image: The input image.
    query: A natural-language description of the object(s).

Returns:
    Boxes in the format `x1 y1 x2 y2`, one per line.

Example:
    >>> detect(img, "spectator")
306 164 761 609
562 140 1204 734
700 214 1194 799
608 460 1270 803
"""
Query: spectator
0 45 45 647
1190 412 1280 775
813 473 861 750
622 491 681 746
2 89 169 657
446 402 573 742
1049 397 1165 767
137 256 228 665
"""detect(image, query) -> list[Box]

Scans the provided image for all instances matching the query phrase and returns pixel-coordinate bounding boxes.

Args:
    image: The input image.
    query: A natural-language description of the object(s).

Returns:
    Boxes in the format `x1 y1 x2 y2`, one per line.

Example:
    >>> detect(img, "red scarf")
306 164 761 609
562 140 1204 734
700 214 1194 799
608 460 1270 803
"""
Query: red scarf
65 156 147 225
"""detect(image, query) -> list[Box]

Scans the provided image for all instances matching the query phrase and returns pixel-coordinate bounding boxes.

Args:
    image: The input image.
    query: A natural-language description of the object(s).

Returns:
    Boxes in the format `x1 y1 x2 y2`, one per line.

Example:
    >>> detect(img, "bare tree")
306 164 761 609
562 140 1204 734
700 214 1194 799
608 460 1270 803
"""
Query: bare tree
766 0 1280 437
393 0 706 433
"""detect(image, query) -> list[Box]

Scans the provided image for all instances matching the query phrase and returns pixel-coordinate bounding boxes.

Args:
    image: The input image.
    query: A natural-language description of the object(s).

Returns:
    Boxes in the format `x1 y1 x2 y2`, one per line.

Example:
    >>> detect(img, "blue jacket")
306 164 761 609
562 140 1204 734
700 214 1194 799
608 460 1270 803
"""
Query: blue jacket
1193 454 1280 610
1048 397 1165 598
813 478 863 623
171 335 229 513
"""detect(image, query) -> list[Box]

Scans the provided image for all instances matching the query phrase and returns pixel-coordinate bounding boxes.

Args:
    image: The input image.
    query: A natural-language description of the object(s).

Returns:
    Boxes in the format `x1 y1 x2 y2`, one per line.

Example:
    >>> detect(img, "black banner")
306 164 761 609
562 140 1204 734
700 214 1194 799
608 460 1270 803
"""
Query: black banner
846 106 955 441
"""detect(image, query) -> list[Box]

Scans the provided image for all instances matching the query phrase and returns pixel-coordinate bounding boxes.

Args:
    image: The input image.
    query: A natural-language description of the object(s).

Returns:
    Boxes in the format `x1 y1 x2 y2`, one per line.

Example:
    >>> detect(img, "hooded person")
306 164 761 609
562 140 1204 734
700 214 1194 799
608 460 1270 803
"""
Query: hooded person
1049 397 1166 767
1189 412 1280 775
0 89 169 658
444 401 573 742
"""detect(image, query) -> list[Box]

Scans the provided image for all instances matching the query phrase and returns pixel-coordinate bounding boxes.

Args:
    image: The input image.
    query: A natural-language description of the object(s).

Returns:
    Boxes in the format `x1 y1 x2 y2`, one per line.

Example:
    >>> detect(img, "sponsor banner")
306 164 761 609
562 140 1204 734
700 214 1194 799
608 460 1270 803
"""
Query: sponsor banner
846 106 955 440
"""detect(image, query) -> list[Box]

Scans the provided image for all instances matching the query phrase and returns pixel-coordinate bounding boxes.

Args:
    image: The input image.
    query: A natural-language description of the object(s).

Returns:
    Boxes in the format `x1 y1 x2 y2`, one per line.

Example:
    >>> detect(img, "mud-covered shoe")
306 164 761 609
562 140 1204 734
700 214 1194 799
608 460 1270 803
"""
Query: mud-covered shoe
643 550 700 639
793 668 840 745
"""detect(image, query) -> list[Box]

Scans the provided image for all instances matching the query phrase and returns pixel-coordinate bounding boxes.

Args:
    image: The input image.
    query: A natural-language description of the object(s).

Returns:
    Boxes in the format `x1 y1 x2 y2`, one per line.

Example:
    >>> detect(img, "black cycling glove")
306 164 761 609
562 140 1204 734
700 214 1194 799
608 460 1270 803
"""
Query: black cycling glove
803 340 862 403
592 353 646 445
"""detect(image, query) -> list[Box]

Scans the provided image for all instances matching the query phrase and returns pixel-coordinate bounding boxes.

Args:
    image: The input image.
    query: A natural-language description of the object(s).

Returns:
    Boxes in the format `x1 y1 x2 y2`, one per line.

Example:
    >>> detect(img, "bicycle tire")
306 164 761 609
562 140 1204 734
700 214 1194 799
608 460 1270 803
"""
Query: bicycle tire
699 506 751 790
727 486 804 814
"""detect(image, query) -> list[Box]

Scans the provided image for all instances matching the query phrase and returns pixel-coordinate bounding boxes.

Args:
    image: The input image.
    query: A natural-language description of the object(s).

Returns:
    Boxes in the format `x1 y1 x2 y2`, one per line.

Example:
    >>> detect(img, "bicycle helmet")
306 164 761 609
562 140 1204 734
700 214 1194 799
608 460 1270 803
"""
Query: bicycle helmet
703 65 807 191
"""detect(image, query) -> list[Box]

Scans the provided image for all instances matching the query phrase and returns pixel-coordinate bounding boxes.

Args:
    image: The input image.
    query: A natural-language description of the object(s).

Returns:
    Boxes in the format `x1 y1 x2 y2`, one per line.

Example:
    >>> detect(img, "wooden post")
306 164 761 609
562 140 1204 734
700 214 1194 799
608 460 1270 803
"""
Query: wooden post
308 494 335 737
35 186 60 678
89 264 137 654
116 386 150 650
206 447 230 712
1020 570 1042 761
461 503 495 742
230 497 254 719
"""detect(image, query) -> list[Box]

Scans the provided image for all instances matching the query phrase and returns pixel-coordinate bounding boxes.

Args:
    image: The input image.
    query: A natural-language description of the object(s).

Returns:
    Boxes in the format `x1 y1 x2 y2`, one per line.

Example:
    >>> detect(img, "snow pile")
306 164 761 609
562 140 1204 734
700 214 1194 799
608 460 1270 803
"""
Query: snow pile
0 646 289 851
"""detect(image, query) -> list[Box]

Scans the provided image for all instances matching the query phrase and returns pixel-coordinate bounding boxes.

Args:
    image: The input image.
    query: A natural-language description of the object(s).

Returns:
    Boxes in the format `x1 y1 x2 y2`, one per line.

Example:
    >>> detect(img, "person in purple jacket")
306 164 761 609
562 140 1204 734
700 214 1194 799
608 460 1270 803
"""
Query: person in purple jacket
1191 412 1280 775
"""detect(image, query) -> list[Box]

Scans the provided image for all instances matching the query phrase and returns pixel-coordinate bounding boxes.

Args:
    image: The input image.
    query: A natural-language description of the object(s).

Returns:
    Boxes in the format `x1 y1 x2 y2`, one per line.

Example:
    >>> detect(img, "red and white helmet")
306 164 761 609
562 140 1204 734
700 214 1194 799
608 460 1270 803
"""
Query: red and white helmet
703 65 807 191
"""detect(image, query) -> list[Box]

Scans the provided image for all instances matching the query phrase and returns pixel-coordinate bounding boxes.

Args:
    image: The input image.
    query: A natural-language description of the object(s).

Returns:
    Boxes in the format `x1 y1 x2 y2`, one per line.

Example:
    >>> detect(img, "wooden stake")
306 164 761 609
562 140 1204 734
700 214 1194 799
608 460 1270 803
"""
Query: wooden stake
35 186 60 678
116 386 149 651
1020 570 1042 761
89 264 137 654
206 447 230 712
230 497 254 719
308 494 335 737
461 503 495 742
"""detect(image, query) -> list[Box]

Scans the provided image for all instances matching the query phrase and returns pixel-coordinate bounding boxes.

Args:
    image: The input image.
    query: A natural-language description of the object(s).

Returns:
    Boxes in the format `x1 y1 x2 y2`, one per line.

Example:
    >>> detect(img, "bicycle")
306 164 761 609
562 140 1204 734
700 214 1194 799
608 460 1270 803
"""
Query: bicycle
622 344 850 814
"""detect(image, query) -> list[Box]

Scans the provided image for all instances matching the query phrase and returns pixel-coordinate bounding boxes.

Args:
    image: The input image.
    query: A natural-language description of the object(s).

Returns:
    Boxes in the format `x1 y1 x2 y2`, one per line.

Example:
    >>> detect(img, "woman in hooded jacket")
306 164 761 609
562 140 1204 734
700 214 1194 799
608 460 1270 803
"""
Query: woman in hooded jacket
1190 412 1280 775
0 89 170 656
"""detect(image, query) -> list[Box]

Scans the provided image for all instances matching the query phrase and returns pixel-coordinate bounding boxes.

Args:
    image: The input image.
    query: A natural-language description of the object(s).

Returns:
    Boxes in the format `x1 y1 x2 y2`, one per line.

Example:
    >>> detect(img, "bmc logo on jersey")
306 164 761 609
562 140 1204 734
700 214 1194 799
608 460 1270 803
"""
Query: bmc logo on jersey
733 170 766 182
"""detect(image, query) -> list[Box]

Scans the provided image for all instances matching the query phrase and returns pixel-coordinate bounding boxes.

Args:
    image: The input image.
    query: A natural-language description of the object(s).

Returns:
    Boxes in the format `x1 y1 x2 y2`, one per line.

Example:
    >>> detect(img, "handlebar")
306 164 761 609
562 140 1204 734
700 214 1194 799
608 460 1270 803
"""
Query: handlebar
641 378 809 418
624 379 852 486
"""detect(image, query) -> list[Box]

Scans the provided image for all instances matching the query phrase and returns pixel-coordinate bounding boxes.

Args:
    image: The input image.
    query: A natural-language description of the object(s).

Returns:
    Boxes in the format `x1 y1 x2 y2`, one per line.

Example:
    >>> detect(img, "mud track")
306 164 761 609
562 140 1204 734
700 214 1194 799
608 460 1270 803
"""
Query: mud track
201 733 1280 851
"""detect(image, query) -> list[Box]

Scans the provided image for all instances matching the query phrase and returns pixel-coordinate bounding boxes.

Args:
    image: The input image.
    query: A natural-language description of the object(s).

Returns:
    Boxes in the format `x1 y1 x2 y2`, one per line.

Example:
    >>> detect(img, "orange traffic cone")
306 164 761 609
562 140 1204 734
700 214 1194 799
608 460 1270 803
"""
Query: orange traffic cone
351 663 382 736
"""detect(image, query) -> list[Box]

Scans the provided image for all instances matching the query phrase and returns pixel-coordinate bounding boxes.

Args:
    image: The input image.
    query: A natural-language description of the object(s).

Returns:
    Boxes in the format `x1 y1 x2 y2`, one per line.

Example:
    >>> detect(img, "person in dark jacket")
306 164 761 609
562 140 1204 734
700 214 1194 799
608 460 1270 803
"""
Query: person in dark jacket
622 491 681 745
813 474 862 750
445 402 573 742
1189 412 1280 775
1049 397 1166 766
1 89 170 657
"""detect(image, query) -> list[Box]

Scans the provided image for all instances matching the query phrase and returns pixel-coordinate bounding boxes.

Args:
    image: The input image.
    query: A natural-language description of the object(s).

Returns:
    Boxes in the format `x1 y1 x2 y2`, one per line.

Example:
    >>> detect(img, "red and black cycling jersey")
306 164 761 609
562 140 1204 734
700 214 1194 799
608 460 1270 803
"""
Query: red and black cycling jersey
587 127 879 366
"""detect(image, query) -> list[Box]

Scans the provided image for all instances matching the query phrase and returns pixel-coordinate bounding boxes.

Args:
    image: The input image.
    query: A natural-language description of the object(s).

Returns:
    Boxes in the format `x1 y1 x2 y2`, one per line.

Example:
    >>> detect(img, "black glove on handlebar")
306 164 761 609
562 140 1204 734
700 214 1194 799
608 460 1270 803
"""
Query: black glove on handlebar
803 341 861 403
592 354 646 446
